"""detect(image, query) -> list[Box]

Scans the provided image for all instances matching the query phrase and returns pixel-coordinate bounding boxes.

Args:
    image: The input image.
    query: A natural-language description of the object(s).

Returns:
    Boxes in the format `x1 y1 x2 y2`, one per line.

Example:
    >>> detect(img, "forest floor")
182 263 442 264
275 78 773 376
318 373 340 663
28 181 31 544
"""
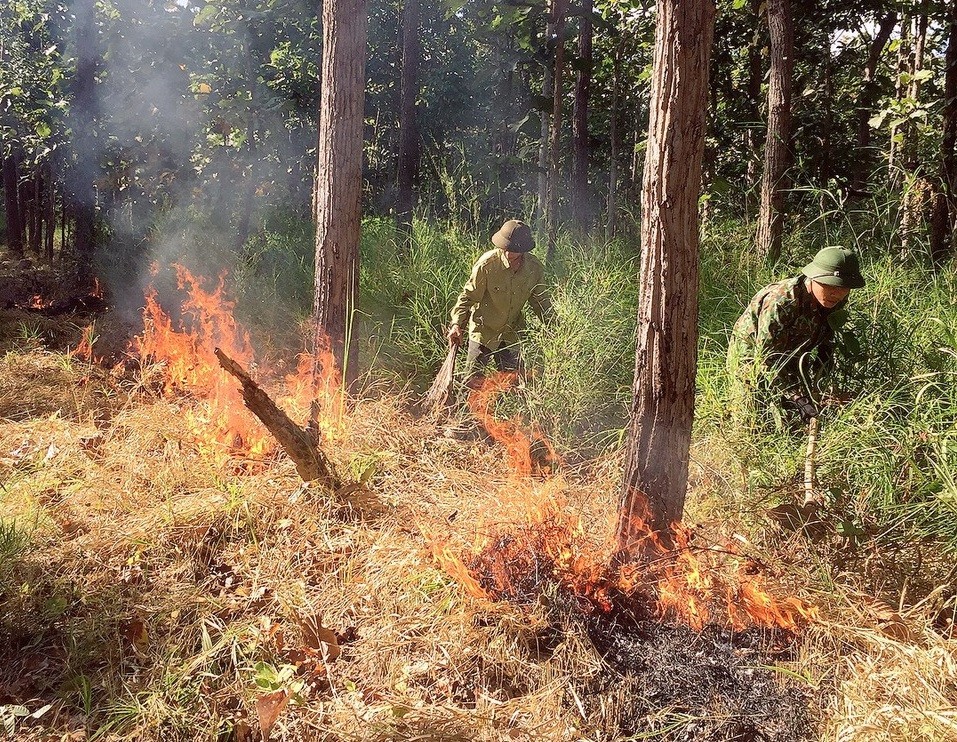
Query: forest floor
1 262 956 742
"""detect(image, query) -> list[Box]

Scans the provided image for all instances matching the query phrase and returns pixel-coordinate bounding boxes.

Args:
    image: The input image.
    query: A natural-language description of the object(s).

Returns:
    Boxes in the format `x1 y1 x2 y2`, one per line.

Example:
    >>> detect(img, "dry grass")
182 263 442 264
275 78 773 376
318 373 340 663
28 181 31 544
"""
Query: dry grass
1 330 956 741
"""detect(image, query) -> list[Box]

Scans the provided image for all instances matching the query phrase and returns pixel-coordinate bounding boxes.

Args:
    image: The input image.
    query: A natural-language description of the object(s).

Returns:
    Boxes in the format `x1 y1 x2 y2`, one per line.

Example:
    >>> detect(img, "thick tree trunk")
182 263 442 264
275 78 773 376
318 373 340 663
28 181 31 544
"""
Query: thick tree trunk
932 0 957 265
70 0 99 280
2 156 24 256
852 12 897 193
545 0 570 264
755 0 793 263
313 0 368 389
571 2 593 230
616 0 715 551
396 0 421 242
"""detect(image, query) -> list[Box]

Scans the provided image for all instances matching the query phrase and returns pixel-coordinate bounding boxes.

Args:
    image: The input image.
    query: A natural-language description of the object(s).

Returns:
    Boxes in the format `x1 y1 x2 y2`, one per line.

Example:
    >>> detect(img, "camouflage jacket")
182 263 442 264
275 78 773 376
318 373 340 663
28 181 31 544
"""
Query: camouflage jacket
450 248 552 350
727 275 845 399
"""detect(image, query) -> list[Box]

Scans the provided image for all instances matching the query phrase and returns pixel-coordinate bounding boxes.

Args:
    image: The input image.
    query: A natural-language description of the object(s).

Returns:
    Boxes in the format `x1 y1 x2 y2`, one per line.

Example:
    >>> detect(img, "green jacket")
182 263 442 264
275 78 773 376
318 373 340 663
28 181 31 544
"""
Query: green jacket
450 248 552 350
727 275 845 400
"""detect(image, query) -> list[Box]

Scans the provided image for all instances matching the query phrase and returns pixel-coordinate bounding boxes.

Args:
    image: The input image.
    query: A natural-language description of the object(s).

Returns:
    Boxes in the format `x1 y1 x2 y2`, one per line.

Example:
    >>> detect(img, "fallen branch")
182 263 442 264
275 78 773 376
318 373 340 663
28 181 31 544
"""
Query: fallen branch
214 347 339 489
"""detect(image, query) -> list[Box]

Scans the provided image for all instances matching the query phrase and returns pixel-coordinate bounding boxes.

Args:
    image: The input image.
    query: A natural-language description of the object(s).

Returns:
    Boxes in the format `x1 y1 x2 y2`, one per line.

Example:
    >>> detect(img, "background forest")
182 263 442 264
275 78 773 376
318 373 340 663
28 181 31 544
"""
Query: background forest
3 0 957 739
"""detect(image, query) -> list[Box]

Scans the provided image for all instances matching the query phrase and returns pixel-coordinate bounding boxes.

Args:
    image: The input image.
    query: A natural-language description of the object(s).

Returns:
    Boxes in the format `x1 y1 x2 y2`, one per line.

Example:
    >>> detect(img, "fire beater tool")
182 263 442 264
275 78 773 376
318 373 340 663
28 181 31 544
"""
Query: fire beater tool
422 341 458 416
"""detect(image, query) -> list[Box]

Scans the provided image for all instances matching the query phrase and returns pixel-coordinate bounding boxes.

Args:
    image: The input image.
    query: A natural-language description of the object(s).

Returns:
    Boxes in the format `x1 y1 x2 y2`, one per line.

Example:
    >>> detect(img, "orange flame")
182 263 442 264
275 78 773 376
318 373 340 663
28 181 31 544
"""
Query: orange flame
467 372 558 477
70 323 99 363
432 481 818 632
135 264 343 464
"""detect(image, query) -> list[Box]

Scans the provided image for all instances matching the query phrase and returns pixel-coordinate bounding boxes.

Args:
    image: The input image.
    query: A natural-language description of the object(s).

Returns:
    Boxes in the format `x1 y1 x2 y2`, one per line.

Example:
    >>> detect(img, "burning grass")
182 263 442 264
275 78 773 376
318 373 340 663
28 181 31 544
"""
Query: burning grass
1 283 956 740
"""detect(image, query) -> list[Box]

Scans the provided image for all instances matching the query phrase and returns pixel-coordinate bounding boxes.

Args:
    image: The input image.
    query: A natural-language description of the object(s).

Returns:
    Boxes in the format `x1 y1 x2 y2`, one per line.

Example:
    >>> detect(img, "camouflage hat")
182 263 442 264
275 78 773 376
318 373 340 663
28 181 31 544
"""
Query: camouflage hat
492 219 534 253
801 247 865 289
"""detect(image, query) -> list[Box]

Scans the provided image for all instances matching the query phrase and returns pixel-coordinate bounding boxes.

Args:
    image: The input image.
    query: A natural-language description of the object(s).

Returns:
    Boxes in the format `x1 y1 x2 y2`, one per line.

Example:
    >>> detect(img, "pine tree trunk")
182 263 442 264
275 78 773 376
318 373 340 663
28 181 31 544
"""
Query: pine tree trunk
313 0 368 389
2 156 24 257
396 0 421 242
932 0 957 265
571 1 593 230
755 0 793 263
616 0 715 551
852 12 897 194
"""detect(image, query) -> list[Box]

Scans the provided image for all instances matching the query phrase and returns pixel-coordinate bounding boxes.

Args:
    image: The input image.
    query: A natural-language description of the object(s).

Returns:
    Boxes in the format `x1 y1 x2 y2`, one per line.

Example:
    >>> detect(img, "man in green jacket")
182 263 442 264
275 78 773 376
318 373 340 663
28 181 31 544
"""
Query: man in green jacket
448 218 552 388
727 247 865 427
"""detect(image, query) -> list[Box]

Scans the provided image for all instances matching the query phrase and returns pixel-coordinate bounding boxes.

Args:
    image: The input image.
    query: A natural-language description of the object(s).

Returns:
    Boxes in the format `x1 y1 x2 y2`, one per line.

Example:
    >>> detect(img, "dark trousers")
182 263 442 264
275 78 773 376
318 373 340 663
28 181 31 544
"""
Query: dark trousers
462 339 521 389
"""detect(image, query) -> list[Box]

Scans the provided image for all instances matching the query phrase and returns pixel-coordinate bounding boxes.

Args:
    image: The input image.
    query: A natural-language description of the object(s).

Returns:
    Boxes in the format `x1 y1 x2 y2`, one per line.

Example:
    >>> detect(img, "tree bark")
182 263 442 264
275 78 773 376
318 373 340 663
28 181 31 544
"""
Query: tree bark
396 0 421 243
2 156 24 257
30 167 43 255
852 12 897 193
888 18 911 183
571 1 593 229
313 0 368 389
616 0 715 551
755 0 793 263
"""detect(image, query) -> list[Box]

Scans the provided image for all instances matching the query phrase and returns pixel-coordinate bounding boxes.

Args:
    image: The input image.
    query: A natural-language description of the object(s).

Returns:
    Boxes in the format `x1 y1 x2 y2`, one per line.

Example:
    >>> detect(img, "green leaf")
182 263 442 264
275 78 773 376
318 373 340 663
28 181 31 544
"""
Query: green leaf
868 111 887 129
194 4 218 26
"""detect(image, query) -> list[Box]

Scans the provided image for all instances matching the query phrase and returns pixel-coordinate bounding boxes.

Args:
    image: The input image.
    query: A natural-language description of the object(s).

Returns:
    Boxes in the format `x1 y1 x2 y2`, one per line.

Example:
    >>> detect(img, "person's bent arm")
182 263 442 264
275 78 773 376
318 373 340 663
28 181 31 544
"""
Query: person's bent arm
448 260 487 344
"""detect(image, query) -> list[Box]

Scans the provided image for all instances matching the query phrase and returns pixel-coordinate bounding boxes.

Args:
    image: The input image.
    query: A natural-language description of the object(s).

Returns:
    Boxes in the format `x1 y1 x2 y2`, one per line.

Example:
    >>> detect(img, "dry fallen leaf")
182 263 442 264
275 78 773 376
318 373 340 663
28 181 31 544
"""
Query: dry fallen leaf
300 617 341 662
256 689 288 740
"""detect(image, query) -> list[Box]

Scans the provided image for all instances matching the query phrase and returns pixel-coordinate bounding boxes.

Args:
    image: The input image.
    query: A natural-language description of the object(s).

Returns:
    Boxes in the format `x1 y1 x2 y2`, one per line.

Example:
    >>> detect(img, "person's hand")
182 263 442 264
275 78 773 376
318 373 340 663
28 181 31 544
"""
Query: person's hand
447 325 463 347
784 394 818 422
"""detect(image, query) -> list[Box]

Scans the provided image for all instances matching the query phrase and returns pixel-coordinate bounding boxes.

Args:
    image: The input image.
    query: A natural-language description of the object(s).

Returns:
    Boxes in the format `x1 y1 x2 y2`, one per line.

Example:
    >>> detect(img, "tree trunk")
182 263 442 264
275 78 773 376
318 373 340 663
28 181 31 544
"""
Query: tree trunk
744 0 763 202
899 4 929 256
932 0 957 265
616 0 715 551
755 0 793 263
2 156 24 257
396 0 421 243
30 167 43 255
70 0 99 280
536 23 554 237
888 18 911 183
545 0 570 264
606 38 624 239
313 0 368 389
571 2 593 230
44 160 55 262
852 12 897 193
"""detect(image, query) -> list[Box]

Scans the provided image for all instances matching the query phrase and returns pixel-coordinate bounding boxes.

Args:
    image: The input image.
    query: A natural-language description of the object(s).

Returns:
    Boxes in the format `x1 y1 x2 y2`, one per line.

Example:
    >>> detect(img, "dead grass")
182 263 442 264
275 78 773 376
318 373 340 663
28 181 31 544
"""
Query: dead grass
1 327 955 741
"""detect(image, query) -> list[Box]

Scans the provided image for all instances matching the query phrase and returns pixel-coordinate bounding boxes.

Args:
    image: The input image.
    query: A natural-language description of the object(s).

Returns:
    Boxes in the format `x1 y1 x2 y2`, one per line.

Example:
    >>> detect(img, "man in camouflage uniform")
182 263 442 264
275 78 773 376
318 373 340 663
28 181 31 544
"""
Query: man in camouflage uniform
727 247 865 428
447 218 553 388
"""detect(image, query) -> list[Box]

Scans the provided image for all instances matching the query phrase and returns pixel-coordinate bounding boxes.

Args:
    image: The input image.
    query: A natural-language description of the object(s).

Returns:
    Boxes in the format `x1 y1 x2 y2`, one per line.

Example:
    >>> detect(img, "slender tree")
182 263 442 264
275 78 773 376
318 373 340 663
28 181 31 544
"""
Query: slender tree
852 11 897 193
396 0 421 241
571 1 593 229
932 0 957 264
755 0 793 262
616 0 715 550
2 155 24 257
313 0 369 387
70 0 99 279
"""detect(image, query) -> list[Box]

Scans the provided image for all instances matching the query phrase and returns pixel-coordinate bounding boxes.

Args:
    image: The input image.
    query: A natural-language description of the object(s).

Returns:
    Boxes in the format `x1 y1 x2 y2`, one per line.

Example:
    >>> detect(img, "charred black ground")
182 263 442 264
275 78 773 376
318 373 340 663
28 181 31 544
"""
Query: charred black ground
467 531 818 742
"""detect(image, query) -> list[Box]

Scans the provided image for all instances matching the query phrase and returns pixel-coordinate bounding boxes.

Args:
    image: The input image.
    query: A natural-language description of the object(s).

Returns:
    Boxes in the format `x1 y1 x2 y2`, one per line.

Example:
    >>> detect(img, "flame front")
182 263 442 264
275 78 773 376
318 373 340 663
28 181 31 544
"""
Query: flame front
439 373 818 632
135 264 343 463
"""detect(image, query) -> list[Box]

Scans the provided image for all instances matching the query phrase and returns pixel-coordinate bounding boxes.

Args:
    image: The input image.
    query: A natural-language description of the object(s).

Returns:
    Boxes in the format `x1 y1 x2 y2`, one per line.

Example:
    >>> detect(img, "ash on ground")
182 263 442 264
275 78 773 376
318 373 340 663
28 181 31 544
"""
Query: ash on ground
467 541 817 741
571 605 816 742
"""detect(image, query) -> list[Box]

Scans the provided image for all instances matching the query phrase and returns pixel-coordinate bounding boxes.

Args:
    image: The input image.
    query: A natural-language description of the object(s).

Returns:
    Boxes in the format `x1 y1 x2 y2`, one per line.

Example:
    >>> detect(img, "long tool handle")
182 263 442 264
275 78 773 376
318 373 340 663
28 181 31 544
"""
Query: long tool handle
803 416 820 506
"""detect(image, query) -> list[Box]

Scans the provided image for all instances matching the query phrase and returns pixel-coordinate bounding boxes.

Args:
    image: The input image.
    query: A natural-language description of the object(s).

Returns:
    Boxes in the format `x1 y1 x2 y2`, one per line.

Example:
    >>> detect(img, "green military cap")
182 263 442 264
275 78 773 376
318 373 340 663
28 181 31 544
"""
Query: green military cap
801 247 865 289
492 219 535 253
